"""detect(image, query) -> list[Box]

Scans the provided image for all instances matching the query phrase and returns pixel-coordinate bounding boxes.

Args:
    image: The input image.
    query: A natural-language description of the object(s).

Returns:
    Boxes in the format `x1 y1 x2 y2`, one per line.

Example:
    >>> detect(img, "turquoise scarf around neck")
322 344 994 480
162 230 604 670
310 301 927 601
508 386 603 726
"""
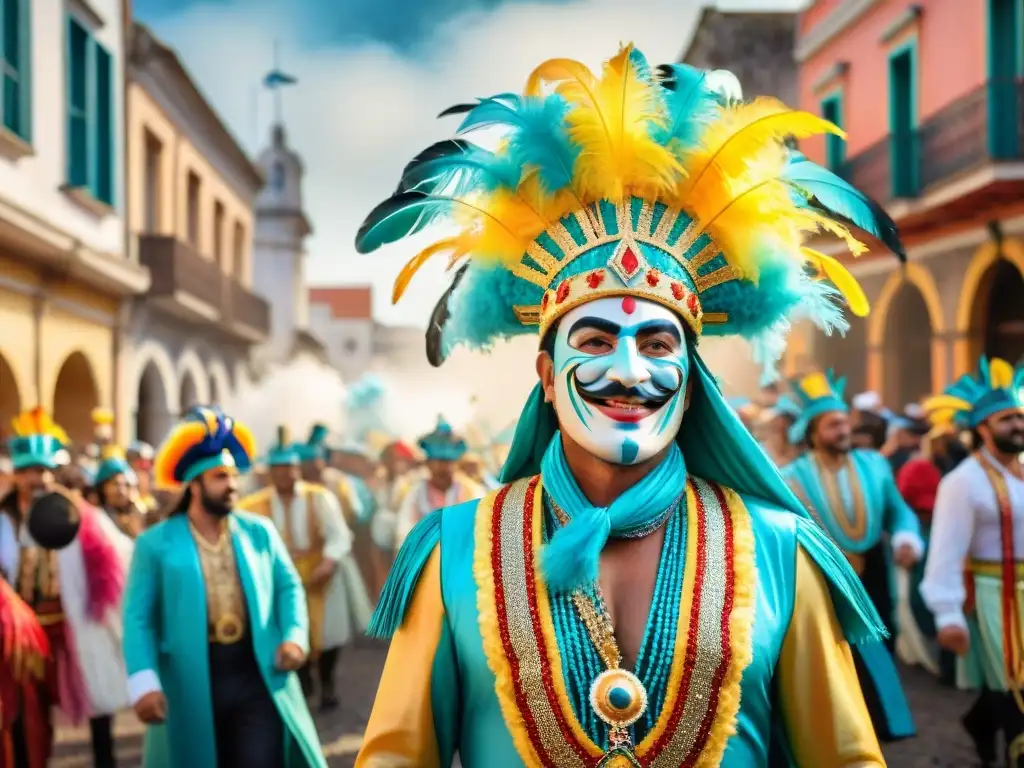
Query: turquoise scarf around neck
540 433 687 593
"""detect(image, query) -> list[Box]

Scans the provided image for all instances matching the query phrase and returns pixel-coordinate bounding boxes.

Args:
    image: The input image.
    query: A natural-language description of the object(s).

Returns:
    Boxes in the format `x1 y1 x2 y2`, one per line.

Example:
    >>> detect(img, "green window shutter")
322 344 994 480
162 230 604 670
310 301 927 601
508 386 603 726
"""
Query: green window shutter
821 95 845 173
94 41 113 205
0 0 29 141
66 15 89 187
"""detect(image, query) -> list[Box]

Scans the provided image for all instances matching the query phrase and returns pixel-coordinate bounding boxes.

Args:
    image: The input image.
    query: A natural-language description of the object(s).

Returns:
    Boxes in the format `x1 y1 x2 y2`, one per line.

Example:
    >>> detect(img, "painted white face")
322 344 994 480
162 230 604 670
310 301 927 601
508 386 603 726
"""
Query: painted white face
551 296 689 465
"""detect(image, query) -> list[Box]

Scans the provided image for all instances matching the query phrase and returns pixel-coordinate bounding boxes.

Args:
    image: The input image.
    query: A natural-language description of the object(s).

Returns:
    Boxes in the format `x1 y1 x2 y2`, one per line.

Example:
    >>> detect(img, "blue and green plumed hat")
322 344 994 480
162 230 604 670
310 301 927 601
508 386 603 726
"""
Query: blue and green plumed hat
264 426 301 467
94 444 134 486
418 416 468 462
924 356 1024 430
295 423 329 464
360 44 904 642
787 370 848 445
153 406 256 489
7 407 71 471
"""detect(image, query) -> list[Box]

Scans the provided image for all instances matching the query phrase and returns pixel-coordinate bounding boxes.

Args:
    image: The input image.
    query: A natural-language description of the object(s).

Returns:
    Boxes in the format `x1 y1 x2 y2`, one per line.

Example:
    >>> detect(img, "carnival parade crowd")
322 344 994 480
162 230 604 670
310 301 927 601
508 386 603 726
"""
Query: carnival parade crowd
3 44 1024 768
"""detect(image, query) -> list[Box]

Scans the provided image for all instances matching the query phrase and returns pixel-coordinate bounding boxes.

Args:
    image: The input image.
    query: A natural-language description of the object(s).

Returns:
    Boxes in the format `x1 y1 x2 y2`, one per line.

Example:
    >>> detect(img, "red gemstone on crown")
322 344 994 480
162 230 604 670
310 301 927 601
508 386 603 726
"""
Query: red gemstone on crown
621 246 639 275
646 270 660 287
541 292 550 310
621 296 637 315
671 283 685 301
686 292 699 314
587 270 605 289
556 281 571 304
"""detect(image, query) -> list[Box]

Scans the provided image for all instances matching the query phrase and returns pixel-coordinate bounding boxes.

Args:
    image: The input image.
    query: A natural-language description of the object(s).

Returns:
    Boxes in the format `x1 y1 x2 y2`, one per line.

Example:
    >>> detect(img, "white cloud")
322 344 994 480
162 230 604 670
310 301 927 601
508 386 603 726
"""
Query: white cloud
150 0 805 326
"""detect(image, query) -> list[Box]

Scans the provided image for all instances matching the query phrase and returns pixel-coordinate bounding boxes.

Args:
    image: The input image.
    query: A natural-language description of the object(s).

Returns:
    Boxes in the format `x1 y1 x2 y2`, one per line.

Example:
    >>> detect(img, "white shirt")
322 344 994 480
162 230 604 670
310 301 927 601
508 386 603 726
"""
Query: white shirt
270 482 352 562
920 451 1024 630
0 511 18 583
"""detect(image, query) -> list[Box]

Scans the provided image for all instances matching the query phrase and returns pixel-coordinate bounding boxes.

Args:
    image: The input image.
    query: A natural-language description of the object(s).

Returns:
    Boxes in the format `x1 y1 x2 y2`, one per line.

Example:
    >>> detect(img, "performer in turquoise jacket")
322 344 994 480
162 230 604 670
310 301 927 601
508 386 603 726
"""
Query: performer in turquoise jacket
121 406 327 768
781 370 922 742
353 44 906 767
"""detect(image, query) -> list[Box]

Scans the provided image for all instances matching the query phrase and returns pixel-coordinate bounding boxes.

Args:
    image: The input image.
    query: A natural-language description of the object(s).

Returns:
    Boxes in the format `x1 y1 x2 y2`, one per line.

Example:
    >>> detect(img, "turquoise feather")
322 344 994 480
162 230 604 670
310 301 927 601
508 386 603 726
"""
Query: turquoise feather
355 191 495 253
653 63 720 150
781 152 906 260
794 516 888 645
397 139 520 197
366 508 442 638
506 96 580 195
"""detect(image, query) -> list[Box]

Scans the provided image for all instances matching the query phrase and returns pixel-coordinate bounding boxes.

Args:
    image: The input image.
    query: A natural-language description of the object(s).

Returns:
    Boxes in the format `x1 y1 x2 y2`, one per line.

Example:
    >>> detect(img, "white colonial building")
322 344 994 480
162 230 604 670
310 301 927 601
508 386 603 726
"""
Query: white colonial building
123 24 269 444
0 0 149 447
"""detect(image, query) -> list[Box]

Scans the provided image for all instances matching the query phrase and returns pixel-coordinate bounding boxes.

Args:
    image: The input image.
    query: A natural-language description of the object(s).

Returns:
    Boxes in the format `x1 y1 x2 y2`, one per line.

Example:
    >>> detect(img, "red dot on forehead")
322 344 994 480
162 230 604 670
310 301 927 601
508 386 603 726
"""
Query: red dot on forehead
621 296 637 315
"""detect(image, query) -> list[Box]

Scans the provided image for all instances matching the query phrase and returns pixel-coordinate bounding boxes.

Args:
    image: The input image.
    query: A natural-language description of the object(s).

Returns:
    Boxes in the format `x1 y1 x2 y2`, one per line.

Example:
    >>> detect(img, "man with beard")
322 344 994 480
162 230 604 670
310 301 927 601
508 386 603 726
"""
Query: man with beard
781 371 921 742
1 407 130 768
392 418 483 549
238 427 370 711
921 357 1024 768
122 407 326 768
353 46 900 766
93 445 146 538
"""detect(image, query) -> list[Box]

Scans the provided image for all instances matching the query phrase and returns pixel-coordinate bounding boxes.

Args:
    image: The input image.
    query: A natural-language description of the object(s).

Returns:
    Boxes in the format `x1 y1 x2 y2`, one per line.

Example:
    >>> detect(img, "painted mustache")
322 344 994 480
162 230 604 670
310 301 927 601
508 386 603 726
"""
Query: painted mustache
575 374 679 407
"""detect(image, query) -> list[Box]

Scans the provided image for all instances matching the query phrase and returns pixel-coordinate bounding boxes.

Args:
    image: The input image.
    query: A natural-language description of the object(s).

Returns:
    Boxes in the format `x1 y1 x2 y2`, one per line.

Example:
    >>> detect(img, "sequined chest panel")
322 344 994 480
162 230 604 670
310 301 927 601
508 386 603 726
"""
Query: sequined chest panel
473 475 756 768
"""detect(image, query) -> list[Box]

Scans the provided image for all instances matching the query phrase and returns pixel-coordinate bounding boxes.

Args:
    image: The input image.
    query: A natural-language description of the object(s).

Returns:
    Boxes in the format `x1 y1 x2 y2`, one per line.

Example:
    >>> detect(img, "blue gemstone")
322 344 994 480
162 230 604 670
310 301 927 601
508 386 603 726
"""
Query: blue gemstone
608 685 632 710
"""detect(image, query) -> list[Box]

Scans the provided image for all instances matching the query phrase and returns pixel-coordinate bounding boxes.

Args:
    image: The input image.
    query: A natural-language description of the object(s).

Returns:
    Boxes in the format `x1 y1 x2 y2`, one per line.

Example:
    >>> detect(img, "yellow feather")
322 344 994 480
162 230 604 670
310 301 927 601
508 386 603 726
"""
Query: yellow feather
989 358 1014 389
799 372 833 401
803 248 870 317
523 56 597 98
392 238 466 304
922 394 972 414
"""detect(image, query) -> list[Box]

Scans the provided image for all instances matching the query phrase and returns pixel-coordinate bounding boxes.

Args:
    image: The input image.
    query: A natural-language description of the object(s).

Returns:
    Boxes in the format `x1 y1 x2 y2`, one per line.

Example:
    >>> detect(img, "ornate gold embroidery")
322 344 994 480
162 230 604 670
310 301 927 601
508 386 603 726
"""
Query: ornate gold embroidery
191 523 247 644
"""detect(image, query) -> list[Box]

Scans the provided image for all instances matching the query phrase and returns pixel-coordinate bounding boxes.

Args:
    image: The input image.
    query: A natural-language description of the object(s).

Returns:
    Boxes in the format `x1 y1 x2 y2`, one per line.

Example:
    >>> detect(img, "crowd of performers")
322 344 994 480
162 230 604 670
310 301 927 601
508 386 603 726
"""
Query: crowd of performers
2 46 1024 768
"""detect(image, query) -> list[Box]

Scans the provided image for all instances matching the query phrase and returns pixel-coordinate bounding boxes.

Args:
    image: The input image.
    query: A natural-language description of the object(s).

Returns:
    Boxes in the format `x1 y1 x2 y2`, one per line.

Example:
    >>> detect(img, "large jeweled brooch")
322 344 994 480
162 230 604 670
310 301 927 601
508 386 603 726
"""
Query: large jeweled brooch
589 668 648 729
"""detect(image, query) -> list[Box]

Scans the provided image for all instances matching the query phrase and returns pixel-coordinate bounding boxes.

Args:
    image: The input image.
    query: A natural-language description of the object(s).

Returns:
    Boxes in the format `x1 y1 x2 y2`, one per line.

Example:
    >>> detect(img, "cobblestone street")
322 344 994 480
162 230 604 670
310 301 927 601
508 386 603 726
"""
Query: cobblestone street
54 648 989 767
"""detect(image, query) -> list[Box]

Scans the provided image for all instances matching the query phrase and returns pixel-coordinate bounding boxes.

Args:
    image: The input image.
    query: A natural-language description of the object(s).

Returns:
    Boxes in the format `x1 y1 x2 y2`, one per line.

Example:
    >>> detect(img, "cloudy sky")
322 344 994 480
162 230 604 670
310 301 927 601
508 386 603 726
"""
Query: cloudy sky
136 0 806 327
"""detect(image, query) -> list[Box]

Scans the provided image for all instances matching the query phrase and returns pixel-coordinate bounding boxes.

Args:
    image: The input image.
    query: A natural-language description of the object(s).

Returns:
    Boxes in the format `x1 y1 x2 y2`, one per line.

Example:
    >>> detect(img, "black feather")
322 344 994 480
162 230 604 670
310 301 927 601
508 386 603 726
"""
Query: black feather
807 198 906 263
425 263 469 367
438 103 475 119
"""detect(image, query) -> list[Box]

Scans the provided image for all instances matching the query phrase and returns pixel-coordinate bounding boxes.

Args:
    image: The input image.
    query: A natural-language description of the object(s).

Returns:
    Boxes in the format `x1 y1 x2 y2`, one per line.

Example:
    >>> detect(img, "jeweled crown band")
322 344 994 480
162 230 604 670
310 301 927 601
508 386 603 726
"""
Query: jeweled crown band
510 198 734 337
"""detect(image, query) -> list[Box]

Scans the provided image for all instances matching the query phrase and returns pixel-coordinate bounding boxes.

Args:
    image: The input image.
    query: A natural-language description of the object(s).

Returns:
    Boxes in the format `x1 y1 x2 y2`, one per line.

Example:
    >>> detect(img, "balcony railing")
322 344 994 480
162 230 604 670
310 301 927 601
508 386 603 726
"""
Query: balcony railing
140 236 222 308
840 78 1024 204
139 235 269 340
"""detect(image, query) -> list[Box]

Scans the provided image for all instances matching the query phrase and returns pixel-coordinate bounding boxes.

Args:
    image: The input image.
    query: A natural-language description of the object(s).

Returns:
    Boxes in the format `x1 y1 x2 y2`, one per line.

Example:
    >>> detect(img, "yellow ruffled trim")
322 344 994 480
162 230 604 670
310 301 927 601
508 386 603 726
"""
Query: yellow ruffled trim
695 486 757 767
473 481 543 766
639 481 699 754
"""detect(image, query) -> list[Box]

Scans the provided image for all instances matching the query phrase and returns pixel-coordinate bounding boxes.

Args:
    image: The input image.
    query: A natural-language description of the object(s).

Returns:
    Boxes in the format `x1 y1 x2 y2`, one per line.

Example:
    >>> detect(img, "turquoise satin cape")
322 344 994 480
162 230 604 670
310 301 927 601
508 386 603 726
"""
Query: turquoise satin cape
122 512 327 768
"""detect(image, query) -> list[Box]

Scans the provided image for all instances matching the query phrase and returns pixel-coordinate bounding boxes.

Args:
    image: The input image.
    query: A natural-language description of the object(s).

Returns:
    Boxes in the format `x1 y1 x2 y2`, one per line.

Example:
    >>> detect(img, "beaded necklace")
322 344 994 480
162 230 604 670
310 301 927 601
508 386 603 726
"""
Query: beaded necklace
547 494 686 760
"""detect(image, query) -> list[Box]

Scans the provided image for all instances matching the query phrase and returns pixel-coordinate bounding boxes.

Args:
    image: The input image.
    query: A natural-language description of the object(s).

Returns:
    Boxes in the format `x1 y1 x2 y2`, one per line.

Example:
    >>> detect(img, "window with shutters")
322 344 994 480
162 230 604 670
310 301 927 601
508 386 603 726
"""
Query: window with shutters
0 0 29 142
65 15 115 205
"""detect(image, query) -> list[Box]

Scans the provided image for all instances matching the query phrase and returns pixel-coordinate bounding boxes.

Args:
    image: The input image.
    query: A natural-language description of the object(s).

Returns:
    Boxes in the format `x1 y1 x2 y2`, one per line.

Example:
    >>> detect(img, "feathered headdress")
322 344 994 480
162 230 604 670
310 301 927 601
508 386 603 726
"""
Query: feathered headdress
94 444 133 487
153 406 256 489
8 407 71 471
418 416 468 462
787 370 849 444
356 44 903 371
923 357 1024 429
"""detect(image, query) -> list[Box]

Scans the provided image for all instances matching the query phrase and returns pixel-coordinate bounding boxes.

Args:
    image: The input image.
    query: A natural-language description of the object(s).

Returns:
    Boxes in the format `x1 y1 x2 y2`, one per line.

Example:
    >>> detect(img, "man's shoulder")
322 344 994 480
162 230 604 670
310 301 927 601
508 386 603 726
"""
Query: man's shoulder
729 488 800 544
939 454 982 488
233 509 276 534
238 486 274 508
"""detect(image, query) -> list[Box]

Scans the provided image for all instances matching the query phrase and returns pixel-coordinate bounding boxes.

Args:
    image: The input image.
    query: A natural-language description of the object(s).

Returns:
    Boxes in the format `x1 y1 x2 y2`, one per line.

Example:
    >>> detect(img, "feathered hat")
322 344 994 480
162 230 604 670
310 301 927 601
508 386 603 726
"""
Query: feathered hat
356 44 901 509
94 444 134 487
418 416 468 462
357 44 901 369
294 423 330 464
153 406 256 489
8 407 71 471
264 426 301 467
787 370 848 445
924 357 1024 430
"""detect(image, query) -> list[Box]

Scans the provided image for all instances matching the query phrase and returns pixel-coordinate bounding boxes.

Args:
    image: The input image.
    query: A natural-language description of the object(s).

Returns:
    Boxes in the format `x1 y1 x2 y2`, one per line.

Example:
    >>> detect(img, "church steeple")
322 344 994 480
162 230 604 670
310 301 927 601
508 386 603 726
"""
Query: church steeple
254 122 311 238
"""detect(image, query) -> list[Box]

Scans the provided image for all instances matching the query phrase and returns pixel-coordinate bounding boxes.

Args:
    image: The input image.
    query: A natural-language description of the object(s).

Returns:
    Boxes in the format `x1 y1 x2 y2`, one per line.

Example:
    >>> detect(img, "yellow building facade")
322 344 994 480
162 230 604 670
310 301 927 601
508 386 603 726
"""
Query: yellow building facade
122 24 268 445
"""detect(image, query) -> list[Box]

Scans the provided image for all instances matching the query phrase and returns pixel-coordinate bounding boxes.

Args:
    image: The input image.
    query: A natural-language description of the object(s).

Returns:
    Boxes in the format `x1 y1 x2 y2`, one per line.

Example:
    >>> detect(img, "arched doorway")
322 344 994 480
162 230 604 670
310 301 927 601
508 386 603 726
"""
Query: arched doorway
0 353 20 441
882 282 934 408
136 361 172 445
180 372 199 414
811 314 868 395
983 258 1024 364
52 352 99 448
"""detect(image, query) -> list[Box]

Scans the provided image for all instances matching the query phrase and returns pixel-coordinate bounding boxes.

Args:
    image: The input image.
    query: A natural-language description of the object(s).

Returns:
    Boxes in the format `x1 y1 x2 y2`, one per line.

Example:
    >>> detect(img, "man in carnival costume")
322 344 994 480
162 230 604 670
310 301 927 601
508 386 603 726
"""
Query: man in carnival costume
122 407 327 767
920 357 1024 767
780 371 921 742
392 417 483 548
238 427 371 711
369 439 417 568
331 441 389 599
354 45 905 767
1 407 131 768
93 444 146 538
0 578 50 767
